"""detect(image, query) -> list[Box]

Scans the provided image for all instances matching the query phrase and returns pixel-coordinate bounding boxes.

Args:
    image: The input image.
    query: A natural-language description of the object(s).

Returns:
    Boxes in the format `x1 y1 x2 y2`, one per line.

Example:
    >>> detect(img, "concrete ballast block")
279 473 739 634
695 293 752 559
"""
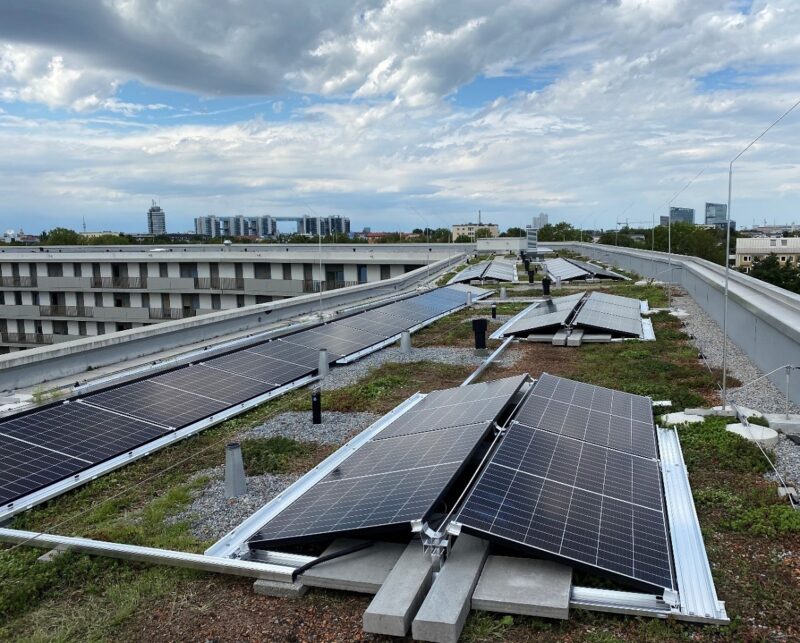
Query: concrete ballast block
301 539 405 594
471 556 572 619
412 534 490 643
363 541 436 636
253 578 308 598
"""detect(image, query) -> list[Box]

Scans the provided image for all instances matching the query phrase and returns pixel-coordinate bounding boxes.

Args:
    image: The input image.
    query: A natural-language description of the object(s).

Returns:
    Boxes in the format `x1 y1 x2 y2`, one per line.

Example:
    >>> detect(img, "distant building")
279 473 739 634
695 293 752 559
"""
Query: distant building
451 223 500 239
669 207 695 225
147 201 166 235
532 212 548 229
299 215 351 237
705 203 735 230
736 237 800 272
194 215 277 239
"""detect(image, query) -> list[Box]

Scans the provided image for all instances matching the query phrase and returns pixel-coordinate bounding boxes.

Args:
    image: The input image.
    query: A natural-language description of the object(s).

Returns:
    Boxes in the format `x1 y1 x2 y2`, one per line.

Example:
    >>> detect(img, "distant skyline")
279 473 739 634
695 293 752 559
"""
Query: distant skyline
1 1 800 232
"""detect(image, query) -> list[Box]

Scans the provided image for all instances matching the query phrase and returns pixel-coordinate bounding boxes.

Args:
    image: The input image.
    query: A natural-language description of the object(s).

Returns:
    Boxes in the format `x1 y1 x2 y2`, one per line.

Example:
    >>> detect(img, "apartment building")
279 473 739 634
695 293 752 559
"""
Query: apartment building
0 243 466 353
451 223 500 239
735 236 800 272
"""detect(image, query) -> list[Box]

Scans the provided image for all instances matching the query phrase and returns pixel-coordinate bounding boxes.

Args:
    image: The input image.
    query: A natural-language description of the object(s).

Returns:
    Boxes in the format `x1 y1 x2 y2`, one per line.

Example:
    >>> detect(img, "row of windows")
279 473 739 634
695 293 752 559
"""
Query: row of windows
0 291 270 309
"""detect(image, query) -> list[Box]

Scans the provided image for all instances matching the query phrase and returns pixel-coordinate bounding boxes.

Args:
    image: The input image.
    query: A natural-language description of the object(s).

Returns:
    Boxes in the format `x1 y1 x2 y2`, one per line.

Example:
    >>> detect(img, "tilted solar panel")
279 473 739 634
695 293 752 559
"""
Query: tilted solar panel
482 260 517 282
454 374 673 591
500 293 585 336
544 258 590 281
447 261 491 284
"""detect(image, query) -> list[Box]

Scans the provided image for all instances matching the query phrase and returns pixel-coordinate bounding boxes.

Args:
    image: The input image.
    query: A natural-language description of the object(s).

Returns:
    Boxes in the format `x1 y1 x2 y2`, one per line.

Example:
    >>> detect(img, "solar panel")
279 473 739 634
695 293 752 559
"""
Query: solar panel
514 373 656 459
0 402 168 506
500 293 584 336
482 260 517 282
248 421 493 547
86 379 229 428
574 294 644 338
335 312 407 337
567 258 627 280
447 261 491 284
544 258 590 281
205 351 313 385
150 364 276 405
454 375 673 591
374 374 527 440
246 340 322 368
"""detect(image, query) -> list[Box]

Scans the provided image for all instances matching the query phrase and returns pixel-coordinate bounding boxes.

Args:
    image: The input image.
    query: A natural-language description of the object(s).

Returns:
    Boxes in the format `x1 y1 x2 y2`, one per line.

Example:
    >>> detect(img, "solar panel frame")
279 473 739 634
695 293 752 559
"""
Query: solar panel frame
482 260 517 282
203 351 313 385
150 364 276 405
500 293 584 336
566 258 627 280
246 340 323 368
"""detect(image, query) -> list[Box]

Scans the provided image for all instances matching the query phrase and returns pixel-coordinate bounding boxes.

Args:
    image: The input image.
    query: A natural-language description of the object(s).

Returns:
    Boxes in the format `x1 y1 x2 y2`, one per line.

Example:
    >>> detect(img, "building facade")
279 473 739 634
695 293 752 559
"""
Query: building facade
147 202 167 235
451 223 500 239
194 215 278 239
668 207 695 225
705 203 735 230
0 243 465 353
735 237 800 272
532 212 548 229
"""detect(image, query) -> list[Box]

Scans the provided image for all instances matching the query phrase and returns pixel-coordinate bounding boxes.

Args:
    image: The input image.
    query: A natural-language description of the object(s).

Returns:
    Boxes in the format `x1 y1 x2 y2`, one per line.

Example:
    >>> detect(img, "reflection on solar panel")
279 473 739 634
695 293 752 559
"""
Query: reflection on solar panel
482 260 517 282
248 376 523 548
544 258 589 281
375 375 527 440
574 292 644 338
455 373 673 591
447 261 491 284
567 258 628 280
515 373 656 458
0 284 488 513
0 403 167 505
500 293 585 336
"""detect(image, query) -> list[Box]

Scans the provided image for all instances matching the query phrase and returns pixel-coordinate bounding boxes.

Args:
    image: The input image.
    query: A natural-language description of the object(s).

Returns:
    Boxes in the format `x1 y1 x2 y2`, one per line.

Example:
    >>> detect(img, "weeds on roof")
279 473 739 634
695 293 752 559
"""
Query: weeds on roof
241 436 322 475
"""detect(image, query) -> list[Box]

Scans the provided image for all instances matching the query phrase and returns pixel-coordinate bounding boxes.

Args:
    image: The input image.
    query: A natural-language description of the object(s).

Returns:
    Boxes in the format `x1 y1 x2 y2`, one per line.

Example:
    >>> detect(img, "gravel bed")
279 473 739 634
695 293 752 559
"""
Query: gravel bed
671 293 799 414
240 411 379 444
319 345 521 390
765 435 800 488
169 466 301 542
671 292 800 488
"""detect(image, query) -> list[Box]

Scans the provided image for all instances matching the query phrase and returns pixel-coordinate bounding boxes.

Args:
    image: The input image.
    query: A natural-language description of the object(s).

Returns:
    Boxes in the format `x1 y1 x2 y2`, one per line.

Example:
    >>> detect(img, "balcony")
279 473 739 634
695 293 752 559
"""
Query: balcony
302 280 360 293
0 276 37 288
148 307 197 320
0 332 55 345
38 305 94 317
193 277 245 290
90 276 148 289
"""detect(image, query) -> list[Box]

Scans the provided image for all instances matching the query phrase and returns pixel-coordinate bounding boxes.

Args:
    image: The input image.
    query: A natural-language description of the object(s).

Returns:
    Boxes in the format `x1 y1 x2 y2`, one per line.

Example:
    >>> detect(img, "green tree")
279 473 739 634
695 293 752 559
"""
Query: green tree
747 255 800 293
475 228 493 239
43 227 82 245
454 234 472 243
504 227 526 237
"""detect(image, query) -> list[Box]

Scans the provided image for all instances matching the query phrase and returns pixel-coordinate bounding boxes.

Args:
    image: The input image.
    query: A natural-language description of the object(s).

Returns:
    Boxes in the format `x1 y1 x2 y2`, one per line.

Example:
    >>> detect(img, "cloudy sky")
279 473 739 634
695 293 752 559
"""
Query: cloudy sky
1 0 799 234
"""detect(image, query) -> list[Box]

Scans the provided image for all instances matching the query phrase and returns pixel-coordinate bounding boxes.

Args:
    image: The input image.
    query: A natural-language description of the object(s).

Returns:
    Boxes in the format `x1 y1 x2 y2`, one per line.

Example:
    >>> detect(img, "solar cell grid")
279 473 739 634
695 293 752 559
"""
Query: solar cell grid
87 379 228 428
544 258 589 281
514 374 656 459
324 423 489 482
0 403 166 462
335 314 405 337
151 364 275 405
501 293 585 336
205 352 312 386
246 340 322 368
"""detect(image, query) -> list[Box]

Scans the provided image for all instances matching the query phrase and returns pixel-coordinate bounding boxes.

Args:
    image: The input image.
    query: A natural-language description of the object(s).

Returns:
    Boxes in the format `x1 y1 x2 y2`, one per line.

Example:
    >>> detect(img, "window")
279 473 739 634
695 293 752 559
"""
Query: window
357 264 368 284
770 239 777 246
782 239 788 246
380 264 391 280
743 256 751 262
254 263 271 279
95 292 104 307
78 321 87 336
97 322 106 335
14 291 22 305
211 294 221 310
255 295 271 304
159 262 168 278
781 256 787 262
282 264 292 280
46 263 63 277
73 263 82 277
179 263 197 278
236 295 245 307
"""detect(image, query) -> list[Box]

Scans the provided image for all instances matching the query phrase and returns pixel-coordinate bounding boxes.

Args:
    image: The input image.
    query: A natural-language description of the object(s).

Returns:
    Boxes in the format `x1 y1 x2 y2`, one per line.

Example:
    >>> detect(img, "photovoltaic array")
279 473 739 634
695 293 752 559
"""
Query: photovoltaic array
0 285 484 509
448 259 517 284
455 373 674 591
248 375 526 548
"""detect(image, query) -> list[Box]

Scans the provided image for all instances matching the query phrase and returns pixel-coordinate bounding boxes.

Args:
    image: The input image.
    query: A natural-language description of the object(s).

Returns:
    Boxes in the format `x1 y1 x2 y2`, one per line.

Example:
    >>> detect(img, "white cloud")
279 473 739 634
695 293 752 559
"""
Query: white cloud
1 1 800 230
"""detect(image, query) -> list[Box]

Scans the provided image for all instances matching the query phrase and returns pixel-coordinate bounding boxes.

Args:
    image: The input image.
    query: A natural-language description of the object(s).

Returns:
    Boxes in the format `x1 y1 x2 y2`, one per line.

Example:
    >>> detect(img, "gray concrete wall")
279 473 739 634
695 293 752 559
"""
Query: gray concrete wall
550 242 800 405
0 254 465 391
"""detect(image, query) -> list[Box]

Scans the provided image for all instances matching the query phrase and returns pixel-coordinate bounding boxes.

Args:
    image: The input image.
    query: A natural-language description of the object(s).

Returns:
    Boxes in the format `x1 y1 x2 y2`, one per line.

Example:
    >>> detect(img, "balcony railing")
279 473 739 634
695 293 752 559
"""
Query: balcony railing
38 305 94 317
193 277 245 290
149 307 197 320
91 276 147 289
0 276 37 287
302 280 360 293
0 332 54 345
